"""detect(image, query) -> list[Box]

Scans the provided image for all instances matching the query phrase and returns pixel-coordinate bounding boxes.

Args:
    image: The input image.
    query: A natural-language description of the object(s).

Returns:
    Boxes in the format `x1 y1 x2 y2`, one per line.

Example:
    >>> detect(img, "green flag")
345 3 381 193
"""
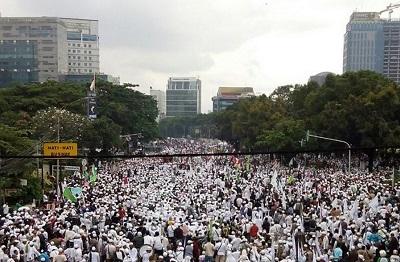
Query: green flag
63 187 77 202
245 156 251 171
393 167 400 186
83 170 89 180
288 175 296 185
90 165 97 183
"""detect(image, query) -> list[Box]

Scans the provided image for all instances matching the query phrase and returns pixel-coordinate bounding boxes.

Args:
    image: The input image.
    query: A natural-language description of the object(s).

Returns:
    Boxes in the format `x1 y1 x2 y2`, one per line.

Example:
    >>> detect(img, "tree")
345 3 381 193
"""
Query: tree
81 117 122 155
96 81 159 140
31 107 90 142
0 124 33 156
166 71 400 153
255 119 305 151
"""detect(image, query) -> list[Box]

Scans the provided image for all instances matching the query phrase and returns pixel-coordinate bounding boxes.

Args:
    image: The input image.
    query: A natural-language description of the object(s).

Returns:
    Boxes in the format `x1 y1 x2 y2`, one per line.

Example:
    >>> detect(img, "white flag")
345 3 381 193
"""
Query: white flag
368 195 379 212
89 74 96 91
350 200 359 220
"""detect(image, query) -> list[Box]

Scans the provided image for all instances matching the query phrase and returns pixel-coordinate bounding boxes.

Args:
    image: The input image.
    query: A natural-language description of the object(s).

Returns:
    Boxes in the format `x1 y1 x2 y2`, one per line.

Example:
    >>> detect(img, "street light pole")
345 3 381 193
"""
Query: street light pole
306 131 351 174
56 113 60 199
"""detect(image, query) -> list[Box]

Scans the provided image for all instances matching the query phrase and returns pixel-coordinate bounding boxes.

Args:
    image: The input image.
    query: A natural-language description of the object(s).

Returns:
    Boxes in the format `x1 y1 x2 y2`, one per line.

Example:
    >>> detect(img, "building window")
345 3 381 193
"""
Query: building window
84 50 87 54
88 51 91 54
73 50 76 53
89 69 92 73
84 63 87 66
84 44 87 47
68 49 71 53
77 50 81 53
77 44 80 47
89 57 92 60
68 63 71 65
78 56 80 59
89 44 92 47
72 43 75 46
68 56 71 59
73 56 76 59
84 57 87 60
89 63 92 66
78 63 81 66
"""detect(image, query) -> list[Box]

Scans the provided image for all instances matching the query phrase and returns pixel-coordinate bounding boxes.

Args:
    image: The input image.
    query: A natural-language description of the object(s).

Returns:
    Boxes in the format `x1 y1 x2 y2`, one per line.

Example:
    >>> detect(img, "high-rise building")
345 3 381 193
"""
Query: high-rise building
150 87 166 122
0 17 68 85
61 18 99 75
166 77 201 117
0 16 101 86
343 11 400 84
212 87 254 112
383 20 400 83
343 12 384 74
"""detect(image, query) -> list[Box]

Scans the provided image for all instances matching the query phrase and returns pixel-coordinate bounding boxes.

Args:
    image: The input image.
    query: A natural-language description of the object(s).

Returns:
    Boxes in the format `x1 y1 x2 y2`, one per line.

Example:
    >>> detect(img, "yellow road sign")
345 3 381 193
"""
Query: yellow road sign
43 143 78 157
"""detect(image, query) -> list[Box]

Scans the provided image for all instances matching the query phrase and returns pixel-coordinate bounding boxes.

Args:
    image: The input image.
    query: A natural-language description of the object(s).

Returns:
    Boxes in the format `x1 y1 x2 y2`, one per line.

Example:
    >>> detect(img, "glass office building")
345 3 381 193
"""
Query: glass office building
0 17 101 86
343 12 384 74
383 20 400 83
0 17 68 85
0 40 39 85
166 77 201 117
343 12 400 84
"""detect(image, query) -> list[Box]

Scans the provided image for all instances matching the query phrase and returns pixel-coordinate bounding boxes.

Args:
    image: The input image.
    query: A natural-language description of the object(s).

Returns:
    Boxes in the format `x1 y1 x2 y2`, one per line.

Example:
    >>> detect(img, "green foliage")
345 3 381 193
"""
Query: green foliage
31 107 90 142
96 82 159 140
81 117 122 155
160 71 400 151
0 80 159 148
0 80 159 203
0 124 33 156
255 119 305 151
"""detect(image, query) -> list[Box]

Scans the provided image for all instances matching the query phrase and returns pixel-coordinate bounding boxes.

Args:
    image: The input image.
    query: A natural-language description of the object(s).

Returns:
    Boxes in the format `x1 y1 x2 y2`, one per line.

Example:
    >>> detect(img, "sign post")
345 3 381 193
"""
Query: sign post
43 142 78 200
43 143 78 158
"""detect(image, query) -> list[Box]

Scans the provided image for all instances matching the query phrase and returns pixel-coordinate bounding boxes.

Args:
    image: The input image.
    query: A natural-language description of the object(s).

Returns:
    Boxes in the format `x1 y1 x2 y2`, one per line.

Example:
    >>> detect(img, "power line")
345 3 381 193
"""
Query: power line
1 145 400 160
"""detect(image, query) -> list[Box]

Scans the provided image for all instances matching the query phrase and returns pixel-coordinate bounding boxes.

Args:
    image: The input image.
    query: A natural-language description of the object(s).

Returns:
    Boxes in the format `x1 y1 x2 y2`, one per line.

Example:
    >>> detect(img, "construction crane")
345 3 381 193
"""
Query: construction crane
380 3 400 21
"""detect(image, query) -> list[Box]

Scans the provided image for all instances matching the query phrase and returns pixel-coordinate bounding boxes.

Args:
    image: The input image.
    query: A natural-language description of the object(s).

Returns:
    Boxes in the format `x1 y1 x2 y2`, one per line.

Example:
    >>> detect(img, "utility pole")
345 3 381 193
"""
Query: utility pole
306 130 351 174
56 113 60 200
36 144 40 178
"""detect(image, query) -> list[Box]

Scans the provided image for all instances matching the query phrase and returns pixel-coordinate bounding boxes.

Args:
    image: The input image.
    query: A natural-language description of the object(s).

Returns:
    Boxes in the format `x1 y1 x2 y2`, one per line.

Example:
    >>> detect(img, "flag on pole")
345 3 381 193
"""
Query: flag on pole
368 195 379 212
83 170 89 180
63 187 77 202
288 175 295 185
350 200 359 220
245 156 251 171
89 73 96 91
90 165 97 183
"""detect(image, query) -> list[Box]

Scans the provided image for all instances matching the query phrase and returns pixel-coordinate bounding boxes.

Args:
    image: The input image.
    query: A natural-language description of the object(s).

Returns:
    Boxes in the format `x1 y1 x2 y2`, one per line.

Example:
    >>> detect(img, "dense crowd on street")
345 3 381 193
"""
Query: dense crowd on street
1 138 399 262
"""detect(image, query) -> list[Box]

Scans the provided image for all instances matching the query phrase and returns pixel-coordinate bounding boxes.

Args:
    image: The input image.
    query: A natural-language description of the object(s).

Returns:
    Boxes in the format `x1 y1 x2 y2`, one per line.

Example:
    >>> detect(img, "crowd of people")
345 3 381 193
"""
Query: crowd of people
0 138 399 262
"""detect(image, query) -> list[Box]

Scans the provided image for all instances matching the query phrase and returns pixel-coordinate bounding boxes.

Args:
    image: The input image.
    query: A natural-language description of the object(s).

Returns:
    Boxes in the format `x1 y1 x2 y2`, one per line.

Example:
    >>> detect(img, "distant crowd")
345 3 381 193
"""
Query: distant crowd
0 138 399 262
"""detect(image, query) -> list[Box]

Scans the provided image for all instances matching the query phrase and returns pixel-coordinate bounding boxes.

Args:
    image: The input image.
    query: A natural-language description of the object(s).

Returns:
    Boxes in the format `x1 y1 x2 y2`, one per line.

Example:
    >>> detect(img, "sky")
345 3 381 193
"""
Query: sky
2 0 390 112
